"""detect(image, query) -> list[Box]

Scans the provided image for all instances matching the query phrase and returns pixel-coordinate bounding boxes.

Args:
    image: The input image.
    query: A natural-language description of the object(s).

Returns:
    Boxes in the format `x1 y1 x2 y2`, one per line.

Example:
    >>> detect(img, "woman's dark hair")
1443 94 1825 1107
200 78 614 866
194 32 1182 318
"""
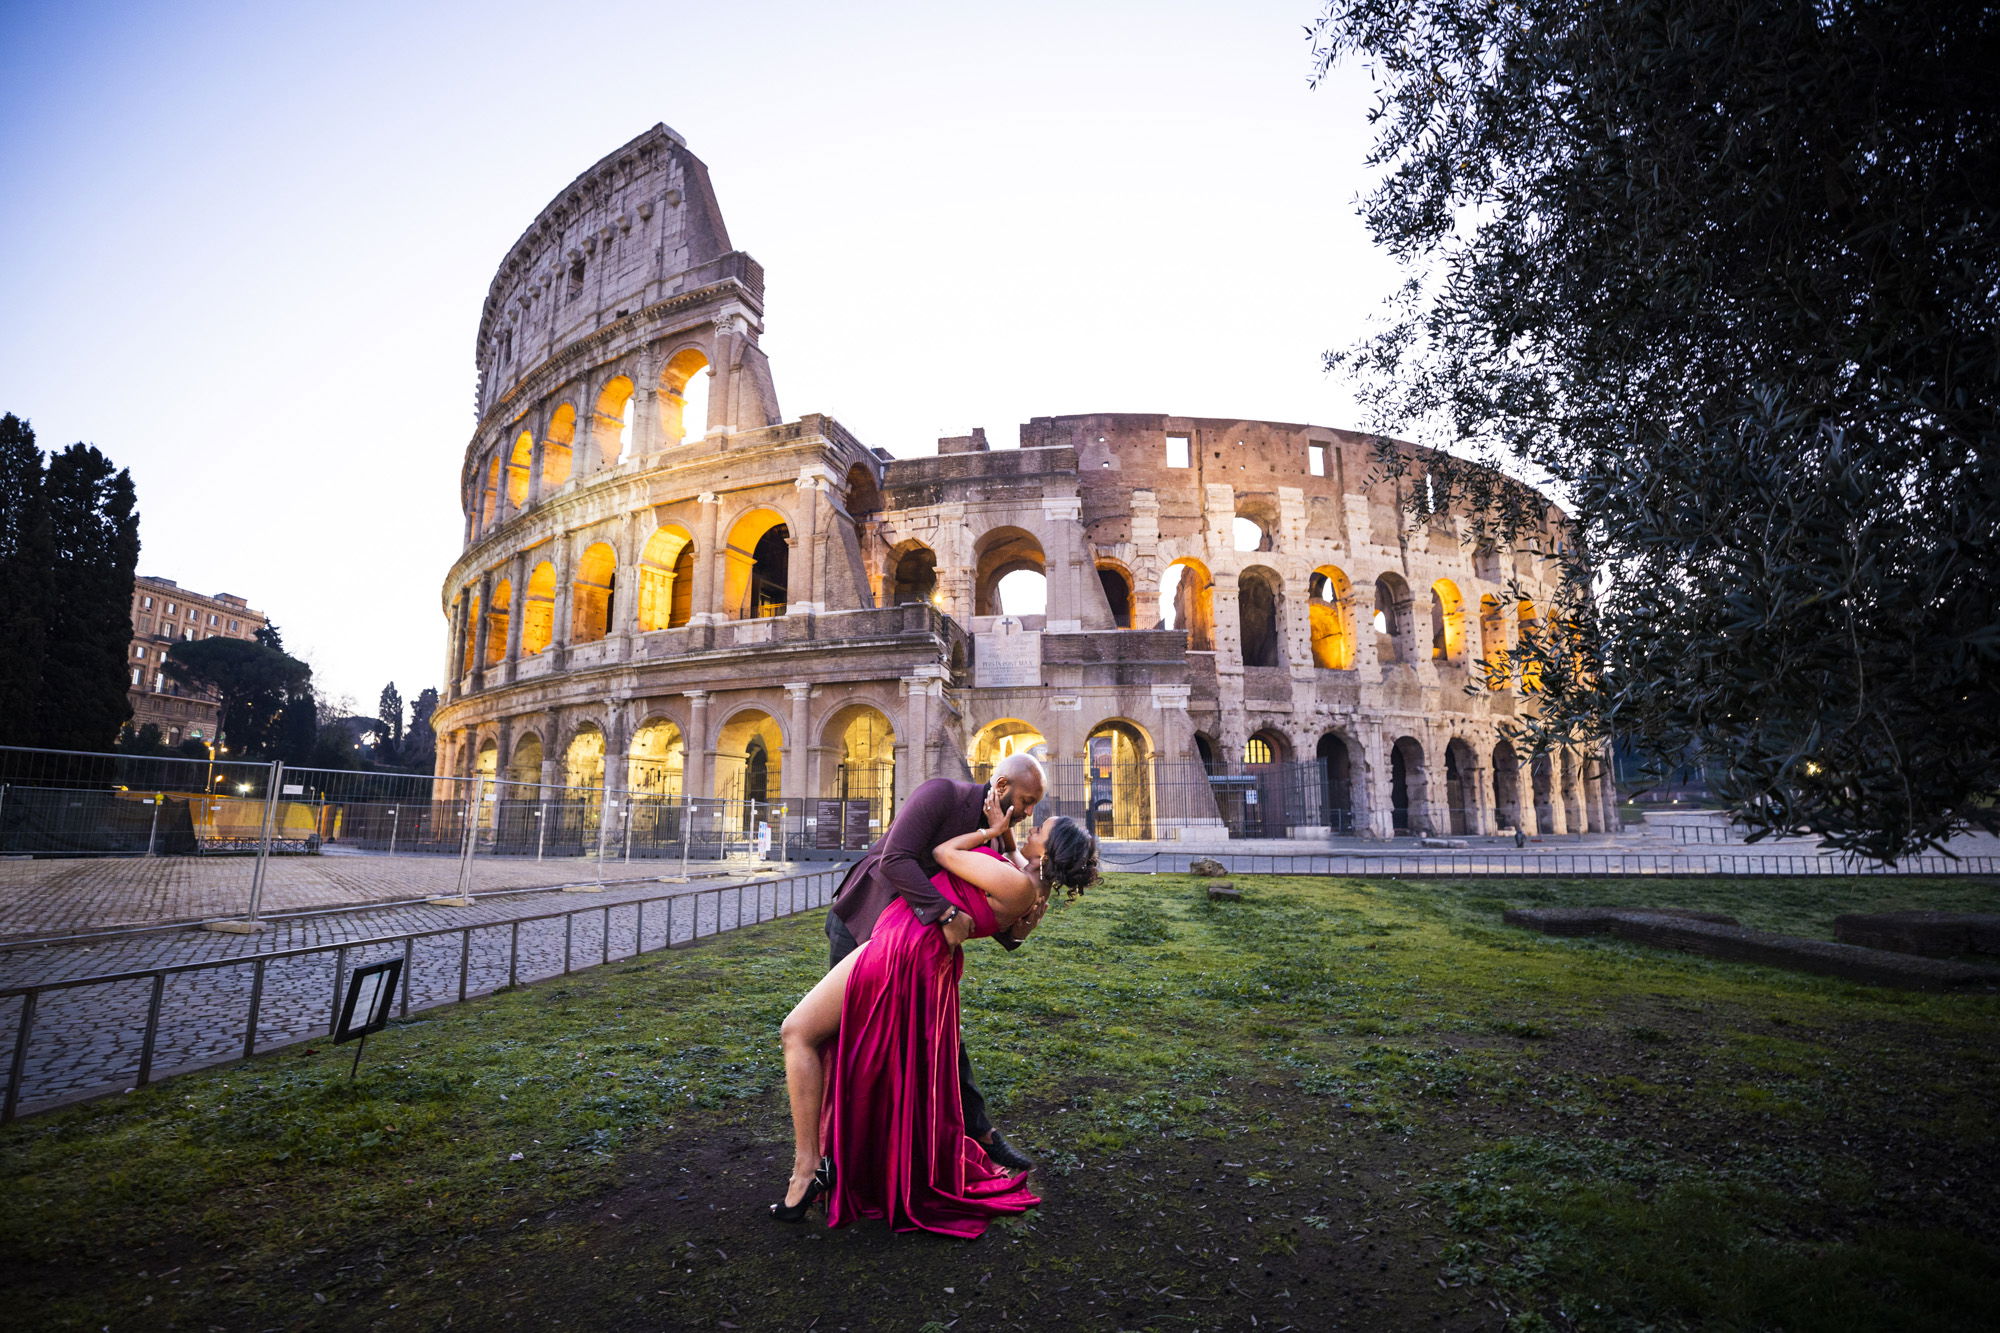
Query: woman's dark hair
1039 816 1099 898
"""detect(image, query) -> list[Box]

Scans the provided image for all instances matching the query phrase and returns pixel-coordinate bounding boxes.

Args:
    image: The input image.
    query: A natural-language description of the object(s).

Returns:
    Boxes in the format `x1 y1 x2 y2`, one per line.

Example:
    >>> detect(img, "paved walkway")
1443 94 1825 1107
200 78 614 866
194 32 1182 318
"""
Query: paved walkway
0 864 844 1117
0 846 792 942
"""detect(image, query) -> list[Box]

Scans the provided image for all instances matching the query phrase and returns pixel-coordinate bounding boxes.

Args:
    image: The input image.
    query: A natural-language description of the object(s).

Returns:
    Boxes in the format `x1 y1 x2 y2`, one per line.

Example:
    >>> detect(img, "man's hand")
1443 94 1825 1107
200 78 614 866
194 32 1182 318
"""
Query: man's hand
941 910 977 947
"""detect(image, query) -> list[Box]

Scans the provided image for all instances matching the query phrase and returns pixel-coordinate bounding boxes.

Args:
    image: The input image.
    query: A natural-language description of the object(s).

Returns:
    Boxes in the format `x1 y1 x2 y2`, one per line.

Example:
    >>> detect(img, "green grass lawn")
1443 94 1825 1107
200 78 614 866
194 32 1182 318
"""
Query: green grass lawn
4 873 1997 1332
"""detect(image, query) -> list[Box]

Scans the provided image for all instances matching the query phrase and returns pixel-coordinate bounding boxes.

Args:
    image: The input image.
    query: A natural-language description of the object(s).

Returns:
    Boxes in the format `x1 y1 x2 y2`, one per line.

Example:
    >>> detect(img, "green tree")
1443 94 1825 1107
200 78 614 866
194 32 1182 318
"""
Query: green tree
163 636 311 760
376 681 404 763
40 443 141 750
0 414 51 744
403 686 439 774
1311 0 2000 859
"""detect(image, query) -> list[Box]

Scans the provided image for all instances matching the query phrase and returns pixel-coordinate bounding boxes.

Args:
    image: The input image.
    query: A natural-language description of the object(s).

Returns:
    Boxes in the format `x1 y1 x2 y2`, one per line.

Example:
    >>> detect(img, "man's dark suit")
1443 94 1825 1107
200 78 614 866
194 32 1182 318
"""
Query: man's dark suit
826 776 1018 1140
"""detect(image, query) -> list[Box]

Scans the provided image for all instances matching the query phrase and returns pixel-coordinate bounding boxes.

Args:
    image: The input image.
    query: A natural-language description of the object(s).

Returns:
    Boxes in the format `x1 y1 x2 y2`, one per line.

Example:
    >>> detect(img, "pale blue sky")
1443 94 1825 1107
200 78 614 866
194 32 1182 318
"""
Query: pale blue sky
0 0 1397 713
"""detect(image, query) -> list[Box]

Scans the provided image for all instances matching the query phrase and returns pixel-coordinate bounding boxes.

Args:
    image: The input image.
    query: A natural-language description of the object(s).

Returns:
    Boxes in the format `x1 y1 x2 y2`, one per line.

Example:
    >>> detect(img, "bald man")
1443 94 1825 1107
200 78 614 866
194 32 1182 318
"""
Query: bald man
824 753 1046 1171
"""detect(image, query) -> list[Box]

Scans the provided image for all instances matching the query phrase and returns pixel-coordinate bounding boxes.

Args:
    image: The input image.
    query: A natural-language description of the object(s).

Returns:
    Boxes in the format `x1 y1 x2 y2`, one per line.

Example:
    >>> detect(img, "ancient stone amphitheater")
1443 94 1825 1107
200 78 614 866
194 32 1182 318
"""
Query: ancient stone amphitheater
434 125 1616 851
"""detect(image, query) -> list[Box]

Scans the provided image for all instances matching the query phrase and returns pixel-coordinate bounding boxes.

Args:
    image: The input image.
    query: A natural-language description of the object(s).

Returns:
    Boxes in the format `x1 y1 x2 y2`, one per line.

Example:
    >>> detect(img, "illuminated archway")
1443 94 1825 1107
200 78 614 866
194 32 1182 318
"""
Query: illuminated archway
508 733 543 786
1431 579 1466 663
661 347 710 446
1479 594 1508 689
628 717 685 798
1085 718 1153 839
824 704 897 844
723 508 791 619
1374 573 1412 664
565 724 606 791
542 404 576 490
460 591 480 675
1160 558 1214 650
521 560 556 655
572 542 617 643
480 456 500 531
484 579 511 665
1308 566 1355 669
714 708 784 825
593 375 635 468
1517 599 1543 691
970 718 1048 776
507 431 532 508
637 525 695 632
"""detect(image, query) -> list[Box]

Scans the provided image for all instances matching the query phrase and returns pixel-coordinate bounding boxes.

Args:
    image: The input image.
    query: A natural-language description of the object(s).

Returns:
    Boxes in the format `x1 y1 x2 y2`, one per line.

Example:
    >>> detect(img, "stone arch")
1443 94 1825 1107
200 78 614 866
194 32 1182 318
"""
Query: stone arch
1193 730 1220 774
713 705 784 820
508 732 543 785
460 589 480 675
1243 727 1293 766
1561 749 1584 833
973 526 1047 617
1374 572 1414 665
1161 557 1214 650
1085 717 1154 839
1517 598 1543 691
889 540 938 606
1316 731 1359 834
542 403 576 490
1390 735 1428 835
637 524 696 632
1233 498 1279 552
1479 594 1509 689
522 560 557 655
660 346 711 446
1096 560 1134 628
628 715 686 797
484 578 512 665
1531 750 1555 831
1431 579 1467 664
1492 738 1522 831
592 375 636 468
1238 565 1285 668
507 431 533 509
723 506 792 619
480 455 501 532
823 703 897 832
1308 565 1356 669
1444 737 1477 835
565 722 606 791
571 541 617 643
844 463 882 518
970 717 1048 773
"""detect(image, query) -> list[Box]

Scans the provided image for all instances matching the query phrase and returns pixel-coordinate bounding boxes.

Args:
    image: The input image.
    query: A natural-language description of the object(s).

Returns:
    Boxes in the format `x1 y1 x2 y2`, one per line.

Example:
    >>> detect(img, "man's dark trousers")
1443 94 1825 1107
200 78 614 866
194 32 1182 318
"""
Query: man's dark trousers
825 911 992 1141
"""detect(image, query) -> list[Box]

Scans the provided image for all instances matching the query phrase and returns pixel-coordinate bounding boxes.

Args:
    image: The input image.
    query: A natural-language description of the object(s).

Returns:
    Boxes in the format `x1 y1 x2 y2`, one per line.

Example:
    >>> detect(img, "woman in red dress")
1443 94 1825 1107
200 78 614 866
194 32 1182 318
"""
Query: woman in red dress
771 790 1097 1238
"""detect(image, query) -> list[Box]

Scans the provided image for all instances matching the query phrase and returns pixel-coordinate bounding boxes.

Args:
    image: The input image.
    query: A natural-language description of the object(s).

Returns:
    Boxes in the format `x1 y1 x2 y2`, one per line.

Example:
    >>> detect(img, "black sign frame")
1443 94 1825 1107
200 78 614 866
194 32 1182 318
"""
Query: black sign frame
335 958 403 1045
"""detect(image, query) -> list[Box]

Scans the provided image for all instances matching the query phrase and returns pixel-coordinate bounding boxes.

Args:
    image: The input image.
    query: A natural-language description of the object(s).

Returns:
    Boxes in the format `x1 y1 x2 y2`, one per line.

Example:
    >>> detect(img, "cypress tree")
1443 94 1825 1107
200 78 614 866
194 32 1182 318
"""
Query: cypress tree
0 415 51 745
41 443 141 750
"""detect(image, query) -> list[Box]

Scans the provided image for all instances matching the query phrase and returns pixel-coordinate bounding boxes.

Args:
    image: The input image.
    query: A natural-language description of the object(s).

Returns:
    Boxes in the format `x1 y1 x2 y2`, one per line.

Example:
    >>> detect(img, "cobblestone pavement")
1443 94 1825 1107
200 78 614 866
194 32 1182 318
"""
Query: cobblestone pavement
0 865 844 1118
0 846 810 941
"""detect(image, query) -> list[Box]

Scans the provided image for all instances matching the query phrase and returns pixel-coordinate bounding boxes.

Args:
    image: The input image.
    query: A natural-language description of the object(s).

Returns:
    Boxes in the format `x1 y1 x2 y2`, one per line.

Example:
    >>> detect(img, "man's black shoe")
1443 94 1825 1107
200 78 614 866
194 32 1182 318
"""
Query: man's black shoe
983 1131 1036 1173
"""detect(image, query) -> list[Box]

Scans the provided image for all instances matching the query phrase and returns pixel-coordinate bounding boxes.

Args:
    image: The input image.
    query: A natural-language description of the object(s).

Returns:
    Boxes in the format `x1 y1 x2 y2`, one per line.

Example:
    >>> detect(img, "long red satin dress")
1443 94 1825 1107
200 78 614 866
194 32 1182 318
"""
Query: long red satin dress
818 847 1042 1237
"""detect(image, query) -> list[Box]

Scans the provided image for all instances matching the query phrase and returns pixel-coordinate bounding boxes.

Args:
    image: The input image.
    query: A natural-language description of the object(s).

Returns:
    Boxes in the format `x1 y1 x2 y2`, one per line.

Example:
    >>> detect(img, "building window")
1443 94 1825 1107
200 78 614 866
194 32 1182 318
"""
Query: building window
131 667 141 685
187 607 197 620
209 613 218 625
567 257 586 300
228 619 239 631
1166 434 1191 469
164 602 175 615
153 671 164 691
1243 737 1274 764
1309 443 1328 477
142 595 153 609
133 646 145 659
168 728 180 744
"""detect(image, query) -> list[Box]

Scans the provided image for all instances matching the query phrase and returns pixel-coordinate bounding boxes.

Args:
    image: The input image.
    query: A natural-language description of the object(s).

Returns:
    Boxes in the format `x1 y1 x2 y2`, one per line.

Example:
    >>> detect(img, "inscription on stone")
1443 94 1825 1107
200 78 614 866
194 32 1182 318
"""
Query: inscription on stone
974 617 1042 688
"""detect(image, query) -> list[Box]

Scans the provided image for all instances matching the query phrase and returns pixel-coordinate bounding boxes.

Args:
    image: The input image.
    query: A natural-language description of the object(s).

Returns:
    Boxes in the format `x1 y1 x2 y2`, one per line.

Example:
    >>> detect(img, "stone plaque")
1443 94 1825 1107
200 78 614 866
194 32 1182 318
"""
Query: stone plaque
842 800 873 849
1051 696 1083 711
974 617 1042 688
814 799 844 850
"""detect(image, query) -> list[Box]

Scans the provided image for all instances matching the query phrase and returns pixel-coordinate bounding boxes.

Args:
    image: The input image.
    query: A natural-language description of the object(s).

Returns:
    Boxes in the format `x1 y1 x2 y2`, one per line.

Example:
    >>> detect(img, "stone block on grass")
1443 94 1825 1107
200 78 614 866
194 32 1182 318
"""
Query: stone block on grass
1189 858 1228 877
1206 881 1241 902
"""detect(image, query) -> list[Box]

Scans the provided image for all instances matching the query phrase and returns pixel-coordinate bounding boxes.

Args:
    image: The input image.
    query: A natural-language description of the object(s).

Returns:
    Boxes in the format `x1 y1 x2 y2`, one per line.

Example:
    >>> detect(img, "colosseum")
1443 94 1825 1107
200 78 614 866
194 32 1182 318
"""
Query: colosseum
434 124 1618 853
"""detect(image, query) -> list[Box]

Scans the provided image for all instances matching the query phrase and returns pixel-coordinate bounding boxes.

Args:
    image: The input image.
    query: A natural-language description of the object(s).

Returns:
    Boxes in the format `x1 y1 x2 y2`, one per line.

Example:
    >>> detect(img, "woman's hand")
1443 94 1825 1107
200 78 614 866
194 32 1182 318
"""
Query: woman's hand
980 785 1010 841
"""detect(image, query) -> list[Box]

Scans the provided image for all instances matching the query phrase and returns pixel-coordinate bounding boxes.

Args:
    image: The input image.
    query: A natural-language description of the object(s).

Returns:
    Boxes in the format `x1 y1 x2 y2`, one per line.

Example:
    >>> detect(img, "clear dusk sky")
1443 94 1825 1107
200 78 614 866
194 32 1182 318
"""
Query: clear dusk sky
0 0 1400 715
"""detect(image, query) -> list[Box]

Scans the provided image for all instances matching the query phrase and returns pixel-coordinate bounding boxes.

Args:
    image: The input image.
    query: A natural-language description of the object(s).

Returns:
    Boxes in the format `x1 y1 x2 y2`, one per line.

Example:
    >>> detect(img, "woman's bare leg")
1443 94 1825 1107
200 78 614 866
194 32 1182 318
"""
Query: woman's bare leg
778 943 866 1205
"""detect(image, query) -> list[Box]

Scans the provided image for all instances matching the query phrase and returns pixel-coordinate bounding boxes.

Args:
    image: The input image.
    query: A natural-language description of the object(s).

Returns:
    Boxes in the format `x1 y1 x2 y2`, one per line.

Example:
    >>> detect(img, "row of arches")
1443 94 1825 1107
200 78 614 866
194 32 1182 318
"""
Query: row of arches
469 347 714 540
1156 558 1541 684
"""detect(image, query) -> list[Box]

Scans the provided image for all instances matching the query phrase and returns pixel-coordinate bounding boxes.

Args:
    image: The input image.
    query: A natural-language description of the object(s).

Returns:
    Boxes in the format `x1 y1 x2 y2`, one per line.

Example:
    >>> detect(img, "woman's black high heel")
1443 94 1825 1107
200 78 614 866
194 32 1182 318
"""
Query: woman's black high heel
769 1157 834 1222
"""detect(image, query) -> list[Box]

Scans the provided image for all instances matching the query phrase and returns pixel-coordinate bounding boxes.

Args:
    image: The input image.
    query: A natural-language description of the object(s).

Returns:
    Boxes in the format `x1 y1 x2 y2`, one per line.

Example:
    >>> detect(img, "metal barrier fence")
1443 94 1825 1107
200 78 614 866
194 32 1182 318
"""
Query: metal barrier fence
0 864 848 1122
1093 848 2000 876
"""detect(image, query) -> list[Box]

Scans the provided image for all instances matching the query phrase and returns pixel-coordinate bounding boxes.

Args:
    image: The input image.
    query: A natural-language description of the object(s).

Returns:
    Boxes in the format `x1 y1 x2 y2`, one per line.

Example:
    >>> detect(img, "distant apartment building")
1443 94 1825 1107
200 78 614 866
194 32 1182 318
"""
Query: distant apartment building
126 576 269 747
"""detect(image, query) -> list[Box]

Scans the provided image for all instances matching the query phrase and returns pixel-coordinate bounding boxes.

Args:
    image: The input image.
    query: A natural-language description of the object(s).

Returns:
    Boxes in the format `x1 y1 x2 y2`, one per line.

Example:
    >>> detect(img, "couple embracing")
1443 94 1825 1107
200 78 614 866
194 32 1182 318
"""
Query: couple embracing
771 754 1099 1238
